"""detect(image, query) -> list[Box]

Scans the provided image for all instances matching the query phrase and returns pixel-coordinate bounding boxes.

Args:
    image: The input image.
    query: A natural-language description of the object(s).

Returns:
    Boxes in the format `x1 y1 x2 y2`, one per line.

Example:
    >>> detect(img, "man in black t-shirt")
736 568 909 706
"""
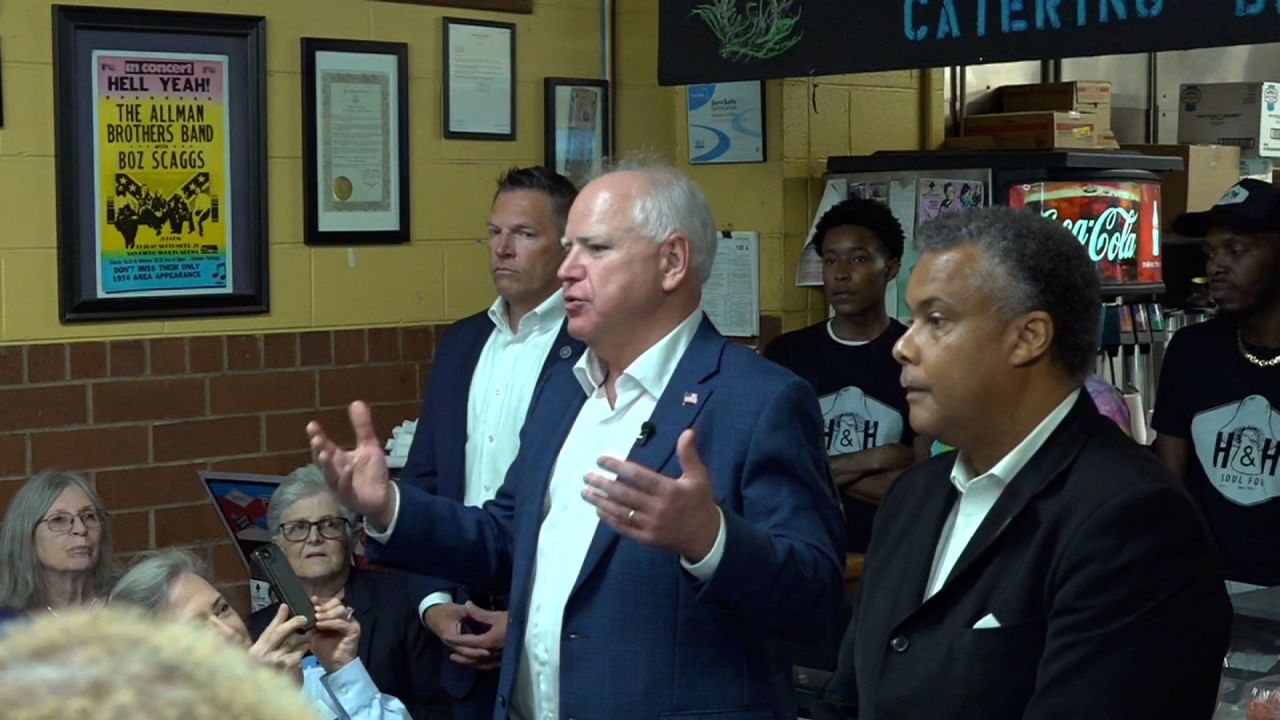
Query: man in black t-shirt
1153 179 1280 587
765 198 931 552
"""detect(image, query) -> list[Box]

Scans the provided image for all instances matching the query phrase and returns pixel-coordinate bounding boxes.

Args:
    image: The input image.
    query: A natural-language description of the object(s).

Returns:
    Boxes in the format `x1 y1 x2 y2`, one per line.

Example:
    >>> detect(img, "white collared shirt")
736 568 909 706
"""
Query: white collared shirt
924 390 1080 599
422 291 567 612
511 309 717 720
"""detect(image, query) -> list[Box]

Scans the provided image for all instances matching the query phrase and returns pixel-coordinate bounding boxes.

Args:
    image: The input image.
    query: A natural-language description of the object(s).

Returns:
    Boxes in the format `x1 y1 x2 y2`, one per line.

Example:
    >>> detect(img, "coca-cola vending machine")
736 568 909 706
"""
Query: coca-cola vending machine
822 150 1182 426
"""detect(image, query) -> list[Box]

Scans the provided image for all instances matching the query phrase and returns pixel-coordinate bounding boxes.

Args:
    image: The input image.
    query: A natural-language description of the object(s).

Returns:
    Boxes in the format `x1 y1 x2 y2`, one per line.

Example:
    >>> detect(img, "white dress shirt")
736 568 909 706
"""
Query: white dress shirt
924 390 1080 599
422 291 566 613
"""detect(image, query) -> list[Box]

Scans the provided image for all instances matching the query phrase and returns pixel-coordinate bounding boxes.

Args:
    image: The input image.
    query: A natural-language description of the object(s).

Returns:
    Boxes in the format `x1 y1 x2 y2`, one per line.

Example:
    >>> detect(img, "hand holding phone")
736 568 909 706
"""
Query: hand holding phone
250 544 316 631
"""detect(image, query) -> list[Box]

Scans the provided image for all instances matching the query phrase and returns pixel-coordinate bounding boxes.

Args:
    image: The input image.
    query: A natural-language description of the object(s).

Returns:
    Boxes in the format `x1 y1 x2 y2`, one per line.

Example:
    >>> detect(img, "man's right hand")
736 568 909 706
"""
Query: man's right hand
425 602 508 671
307 401 397 530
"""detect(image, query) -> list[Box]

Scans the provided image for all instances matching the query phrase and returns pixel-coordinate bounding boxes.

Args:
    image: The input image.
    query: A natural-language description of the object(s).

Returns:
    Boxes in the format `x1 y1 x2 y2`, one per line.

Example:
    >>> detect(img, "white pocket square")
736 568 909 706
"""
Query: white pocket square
972 612 1002 629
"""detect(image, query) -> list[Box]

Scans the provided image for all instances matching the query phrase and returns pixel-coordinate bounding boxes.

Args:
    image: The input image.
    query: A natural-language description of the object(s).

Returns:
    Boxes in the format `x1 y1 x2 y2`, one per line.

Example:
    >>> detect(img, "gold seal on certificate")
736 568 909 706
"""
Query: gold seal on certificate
333 175 353 202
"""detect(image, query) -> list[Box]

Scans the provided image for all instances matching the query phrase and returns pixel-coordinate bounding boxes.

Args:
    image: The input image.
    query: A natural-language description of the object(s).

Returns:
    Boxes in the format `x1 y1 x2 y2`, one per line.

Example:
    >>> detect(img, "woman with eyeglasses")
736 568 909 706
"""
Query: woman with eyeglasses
248 465 450 720
0 470 116 625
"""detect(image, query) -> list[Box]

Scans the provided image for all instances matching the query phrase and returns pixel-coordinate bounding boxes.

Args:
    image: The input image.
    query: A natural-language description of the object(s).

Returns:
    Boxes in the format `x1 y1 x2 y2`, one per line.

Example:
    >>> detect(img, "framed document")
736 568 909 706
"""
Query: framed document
443 18 515 140
372 0 532 11
53 6 268 322
302 38 409 245
544 77 609 189
687 80 766 165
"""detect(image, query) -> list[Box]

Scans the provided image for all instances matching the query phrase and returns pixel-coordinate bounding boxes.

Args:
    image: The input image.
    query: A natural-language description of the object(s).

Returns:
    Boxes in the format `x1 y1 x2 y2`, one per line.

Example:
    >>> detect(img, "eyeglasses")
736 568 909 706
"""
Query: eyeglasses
278 517 351 542
40 510 103 535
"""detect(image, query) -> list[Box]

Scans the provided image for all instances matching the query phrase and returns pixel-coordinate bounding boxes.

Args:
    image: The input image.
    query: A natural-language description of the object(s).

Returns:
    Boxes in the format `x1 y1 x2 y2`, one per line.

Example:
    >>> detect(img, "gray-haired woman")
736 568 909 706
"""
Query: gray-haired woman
247 465 449 720
0 470 116 625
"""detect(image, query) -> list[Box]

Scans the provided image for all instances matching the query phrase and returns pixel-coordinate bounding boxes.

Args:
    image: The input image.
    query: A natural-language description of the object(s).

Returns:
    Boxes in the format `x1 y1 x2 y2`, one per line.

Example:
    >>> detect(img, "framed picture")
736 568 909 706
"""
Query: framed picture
53 6 268 322
687 80 766 165
544 77 609 189
443 17 515 140
372 0 532 12
302 38 410 245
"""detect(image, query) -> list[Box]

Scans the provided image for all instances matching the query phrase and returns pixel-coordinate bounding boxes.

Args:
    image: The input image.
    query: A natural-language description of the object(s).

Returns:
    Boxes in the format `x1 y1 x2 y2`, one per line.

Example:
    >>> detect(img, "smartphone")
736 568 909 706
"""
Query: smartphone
250 545 316 630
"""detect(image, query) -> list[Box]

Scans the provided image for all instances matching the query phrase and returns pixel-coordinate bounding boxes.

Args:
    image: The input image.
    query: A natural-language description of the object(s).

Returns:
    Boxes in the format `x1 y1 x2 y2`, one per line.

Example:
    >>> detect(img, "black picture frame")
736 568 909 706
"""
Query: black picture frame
53 5 268 322
301 38 410 246
543 77 610 189
0 39 5 128
442 17 516 141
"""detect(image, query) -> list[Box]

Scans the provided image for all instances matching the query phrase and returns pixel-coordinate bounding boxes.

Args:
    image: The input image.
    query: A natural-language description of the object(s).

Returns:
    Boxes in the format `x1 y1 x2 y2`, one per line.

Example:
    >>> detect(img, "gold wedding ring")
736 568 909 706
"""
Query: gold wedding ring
627 508 636 524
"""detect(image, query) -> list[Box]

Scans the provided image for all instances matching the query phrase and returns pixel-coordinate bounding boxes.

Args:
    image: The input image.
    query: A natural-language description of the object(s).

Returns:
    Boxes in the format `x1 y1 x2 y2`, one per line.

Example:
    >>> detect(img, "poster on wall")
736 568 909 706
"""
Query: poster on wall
687 80 765 164
54 6 268 322
93 51 232 298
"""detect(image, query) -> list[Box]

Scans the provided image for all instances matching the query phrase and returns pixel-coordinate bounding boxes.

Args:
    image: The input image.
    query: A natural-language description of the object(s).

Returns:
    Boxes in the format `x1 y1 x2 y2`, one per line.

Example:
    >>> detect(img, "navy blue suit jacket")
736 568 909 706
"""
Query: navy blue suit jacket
398 309 583 701
371 316 846 720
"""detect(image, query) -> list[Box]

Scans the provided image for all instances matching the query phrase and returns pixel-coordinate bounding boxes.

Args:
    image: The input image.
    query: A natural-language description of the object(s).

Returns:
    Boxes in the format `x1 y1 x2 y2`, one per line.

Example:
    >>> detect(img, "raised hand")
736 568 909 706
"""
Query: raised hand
307 401 397 530
582 429 721 562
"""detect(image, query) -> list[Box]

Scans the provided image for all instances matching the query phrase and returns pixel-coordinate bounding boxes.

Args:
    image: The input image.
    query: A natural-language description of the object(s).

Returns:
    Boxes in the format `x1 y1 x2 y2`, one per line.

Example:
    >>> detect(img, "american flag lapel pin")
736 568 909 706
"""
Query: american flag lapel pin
682 391 699 406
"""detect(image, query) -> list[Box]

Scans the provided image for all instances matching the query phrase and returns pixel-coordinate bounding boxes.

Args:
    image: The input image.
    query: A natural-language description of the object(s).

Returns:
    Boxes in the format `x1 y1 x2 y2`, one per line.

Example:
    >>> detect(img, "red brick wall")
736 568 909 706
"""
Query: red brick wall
0 325 439 616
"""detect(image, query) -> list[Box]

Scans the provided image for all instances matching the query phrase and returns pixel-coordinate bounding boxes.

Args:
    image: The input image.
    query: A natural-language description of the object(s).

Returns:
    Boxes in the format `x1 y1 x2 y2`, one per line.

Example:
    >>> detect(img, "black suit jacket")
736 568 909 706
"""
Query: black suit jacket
397 309 584 707
249 568 449 720
818 394 1232 720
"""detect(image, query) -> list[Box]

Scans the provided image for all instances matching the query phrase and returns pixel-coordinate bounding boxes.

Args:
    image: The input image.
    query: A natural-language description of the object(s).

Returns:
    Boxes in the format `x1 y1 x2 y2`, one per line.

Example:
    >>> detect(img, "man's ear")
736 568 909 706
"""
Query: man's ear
884 256 902 282
660 234 692 292
1008 310 1055 369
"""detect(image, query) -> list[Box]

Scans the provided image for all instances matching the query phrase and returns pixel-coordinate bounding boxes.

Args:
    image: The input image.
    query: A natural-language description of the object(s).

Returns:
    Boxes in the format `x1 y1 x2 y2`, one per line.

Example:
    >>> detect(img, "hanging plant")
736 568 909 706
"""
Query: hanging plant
690 0 804 62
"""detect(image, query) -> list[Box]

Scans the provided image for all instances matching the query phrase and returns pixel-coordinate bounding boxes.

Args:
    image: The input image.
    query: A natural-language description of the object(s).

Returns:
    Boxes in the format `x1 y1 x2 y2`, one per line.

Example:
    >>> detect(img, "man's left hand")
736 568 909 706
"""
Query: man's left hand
583 429 720 562
309 597 360 674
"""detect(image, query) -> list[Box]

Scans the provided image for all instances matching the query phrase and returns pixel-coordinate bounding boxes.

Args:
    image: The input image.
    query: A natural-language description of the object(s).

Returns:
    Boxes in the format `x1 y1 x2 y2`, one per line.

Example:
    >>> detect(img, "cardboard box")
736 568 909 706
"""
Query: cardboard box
1177 82 1280 158
1241 157 1274 182
963 111 1098 150
1124 144 1242 229
1001 81 1112 111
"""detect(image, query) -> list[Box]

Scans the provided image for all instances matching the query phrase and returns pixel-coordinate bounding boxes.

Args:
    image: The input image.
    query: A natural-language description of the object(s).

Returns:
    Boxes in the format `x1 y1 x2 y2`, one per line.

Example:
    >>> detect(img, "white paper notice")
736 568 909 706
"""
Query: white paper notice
795 178 847 287
703 231 760 337
447 23 512 135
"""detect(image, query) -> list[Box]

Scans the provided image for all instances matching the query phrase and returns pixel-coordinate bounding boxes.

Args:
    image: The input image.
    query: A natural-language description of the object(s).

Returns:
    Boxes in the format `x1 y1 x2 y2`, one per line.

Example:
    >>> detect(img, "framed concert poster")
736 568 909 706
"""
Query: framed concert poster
544 77 609 189
53 5 268 321
302 38 410 245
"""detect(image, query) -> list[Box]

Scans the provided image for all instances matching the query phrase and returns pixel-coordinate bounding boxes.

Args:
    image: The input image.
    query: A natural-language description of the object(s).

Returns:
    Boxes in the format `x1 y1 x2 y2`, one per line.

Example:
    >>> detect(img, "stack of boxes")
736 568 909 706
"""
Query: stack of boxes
1175 81 1280 182
953 80 1115 150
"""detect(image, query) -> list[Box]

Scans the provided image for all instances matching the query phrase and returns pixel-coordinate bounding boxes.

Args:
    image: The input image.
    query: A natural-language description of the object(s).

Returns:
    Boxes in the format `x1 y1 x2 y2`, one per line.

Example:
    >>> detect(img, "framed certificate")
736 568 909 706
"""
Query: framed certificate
687 80 766 165
53 6 268 321
443 17 515 140
544 77 609 189
302 38 410 245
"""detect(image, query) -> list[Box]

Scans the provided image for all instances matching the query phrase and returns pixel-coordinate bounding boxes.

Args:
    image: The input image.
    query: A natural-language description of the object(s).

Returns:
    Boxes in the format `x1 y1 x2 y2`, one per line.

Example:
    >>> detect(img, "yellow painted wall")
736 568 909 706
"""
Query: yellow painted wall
612 1 945 335
0 0 604 343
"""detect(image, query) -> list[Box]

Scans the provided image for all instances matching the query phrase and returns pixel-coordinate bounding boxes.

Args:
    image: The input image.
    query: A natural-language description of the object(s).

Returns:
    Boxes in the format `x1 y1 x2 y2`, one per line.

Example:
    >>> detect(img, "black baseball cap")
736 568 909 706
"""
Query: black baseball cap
1173 179 1280 237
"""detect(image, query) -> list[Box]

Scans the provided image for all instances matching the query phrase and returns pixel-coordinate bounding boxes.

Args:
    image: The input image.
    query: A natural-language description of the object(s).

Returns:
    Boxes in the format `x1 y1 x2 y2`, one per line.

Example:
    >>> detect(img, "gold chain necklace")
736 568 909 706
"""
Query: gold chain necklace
1238 329 1280 368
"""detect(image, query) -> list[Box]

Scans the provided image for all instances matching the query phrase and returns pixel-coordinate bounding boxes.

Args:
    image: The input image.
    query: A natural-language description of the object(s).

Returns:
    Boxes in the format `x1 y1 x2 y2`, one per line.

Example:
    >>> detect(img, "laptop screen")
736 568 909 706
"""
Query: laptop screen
198 470 286 573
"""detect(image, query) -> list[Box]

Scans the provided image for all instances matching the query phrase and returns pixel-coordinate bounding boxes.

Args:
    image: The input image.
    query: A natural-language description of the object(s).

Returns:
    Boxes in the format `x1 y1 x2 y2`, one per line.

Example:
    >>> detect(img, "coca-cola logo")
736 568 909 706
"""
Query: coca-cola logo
1042 206 1139 263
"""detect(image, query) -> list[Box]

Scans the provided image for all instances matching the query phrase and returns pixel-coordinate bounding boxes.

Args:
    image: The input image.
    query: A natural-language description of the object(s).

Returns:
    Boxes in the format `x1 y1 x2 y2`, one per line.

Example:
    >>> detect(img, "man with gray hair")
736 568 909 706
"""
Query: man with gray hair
308 161 845 719
816 207 1231 720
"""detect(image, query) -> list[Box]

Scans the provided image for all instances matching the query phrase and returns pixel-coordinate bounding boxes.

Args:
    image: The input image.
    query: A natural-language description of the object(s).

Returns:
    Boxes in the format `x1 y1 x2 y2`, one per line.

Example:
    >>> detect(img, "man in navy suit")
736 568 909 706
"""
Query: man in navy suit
400 166 584 720
310 161 846 720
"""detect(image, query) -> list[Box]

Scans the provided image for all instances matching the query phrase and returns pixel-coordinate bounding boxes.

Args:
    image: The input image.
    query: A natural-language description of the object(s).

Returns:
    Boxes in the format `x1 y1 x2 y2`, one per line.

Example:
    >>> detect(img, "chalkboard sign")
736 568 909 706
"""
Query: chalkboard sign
659 1 1280 86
